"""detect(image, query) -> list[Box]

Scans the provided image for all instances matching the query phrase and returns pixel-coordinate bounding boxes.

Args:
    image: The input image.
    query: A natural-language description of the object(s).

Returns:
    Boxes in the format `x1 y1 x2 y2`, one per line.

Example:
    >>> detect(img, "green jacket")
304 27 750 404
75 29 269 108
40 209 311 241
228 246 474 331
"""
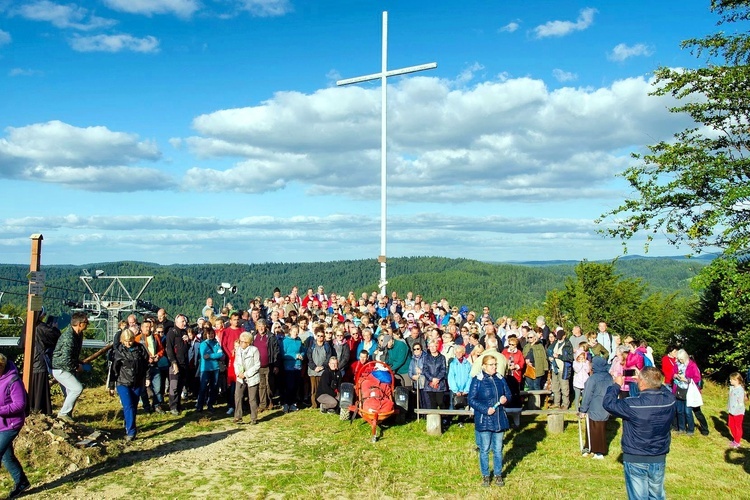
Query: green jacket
387 339 411 375
52 327 83 373
523 342 549 375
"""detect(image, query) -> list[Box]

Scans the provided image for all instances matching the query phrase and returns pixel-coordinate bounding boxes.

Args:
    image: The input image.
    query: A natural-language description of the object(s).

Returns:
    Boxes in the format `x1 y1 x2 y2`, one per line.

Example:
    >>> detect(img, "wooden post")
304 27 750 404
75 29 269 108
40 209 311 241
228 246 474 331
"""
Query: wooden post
547 412 565 433
425 413 442 436
22 234 43 392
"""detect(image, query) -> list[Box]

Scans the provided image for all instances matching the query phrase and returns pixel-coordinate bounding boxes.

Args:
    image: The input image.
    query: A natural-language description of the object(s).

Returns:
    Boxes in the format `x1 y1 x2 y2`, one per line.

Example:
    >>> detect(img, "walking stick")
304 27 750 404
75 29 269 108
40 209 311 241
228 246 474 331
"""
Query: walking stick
578 414 584 454
586 414 592 454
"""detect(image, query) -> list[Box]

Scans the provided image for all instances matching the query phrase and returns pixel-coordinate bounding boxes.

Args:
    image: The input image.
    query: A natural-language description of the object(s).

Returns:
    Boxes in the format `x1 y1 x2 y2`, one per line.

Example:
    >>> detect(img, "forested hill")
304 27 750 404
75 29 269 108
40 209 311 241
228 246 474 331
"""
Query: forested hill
0 256 703 320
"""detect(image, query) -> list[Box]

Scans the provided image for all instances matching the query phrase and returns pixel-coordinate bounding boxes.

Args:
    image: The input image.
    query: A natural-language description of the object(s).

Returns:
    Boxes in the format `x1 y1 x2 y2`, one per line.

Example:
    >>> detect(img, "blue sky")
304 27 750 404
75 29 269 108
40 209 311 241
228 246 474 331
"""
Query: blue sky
0 0 724 265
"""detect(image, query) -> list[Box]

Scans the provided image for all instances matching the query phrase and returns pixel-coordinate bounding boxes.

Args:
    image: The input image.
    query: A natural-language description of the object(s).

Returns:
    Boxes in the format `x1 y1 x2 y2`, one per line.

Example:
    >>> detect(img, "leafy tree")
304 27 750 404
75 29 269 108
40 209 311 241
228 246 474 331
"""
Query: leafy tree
597 0 750 375
550 261 687 356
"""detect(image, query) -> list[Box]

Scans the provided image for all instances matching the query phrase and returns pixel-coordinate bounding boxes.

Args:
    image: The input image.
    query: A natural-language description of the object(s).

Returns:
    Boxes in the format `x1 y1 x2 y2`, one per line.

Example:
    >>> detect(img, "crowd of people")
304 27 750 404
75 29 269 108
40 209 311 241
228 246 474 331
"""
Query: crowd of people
11 286 748 495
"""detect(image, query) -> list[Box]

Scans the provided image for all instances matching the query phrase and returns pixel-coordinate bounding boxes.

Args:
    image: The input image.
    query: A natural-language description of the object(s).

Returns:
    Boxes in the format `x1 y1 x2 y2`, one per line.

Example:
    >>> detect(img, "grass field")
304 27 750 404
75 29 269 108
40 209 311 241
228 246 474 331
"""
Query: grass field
5 380 748 499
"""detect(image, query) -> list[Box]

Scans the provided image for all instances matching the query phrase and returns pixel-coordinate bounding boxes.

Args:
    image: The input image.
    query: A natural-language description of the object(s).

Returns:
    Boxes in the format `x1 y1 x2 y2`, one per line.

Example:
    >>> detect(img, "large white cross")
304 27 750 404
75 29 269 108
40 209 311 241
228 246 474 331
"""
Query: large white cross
337 11 437 296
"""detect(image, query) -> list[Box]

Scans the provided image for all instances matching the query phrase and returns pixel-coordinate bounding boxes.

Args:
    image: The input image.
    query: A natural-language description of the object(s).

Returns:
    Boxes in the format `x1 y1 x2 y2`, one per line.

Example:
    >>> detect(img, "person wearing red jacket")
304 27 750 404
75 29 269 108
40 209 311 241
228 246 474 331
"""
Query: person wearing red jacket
661 345 678 387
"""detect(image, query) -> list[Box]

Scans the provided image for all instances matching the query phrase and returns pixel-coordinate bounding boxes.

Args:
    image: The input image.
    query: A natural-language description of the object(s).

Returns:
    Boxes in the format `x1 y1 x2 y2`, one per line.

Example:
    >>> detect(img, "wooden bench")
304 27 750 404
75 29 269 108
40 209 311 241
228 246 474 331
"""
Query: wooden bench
413 390 570 436
414 407 576 435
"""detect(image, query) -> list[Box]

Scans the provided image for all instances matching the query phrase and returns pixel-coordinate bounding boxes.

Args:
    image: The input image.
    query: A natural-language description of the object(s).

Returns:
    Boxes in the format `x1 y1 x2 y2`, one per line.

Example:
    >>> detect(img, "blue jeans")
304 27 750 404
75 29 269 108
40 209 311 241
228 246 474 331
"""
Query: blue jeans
144 365 163 408
623 461 666 500
476 430 504 478
196 370 219 410
0 429 25 486
52 369 83 417
116 385 142 437
675 399 694 433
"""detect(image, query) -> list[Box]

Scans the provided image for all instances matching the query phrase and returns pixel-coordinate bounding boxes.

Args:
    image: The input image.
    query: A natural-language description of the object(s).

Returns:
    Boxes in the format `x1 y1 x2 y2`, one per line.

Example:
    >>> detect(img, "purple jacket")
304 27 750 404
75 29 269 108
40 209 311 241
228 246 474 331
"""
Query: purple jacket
0 361 27 431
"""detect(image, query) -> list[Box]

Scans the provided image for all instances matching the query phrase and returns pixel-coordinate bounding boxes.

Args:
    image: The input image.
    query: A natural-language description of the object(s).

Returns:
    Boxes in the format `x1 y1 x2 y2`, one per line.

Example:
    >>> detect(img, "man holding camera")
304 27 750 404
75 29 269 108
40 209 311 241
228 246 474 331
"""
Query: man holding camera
603 366 676 500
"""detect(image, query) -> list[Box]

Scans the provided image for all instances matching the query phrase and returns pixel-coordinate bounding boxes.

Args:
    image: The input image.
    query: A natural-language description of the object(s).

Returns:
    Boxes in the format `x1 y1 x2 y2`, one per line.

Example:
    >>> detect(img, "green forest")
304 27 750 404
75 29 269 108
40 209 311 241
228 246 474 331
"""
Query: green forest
0 253 746 380
0 255 702 322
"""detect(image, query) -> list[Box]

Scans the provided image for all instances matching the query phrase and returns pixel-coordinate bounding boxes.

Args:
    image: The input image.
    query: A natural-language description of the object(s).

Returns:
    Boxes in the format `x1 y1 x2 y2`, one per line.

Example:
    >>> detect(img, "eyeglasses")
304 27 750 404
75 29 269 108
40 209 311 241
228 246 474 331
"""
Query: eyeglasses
485 363 497 367
413 347 422 351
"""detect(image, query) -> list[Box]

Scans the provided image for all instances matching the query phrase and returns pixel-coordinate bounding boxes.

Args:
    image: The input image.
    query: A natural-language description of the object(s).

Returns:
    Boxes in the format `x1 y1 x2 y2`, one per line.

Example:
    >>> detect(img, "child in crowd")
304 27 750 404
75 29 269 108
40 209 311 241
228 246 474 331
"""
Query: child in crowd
572 348 590 409
727 372 746 448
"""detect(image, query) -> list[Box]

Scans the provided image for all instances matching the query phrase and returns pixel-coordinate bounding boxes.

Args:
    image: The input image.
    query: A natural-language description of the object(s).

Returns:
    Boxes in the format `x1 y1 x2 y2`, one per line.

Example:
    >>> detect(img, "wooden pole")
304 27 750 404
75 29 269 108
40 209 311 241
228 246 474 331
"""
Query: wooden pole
22 234 43 392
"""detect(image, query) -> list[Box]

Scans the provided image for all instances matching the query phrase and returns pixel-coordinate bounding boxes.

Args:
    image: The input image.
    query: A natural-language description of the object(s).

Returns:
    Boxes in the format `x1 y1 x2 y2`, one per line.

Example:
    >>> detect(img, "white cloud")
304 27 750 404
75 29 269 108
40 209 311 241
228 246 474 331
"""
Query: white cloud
455 62 485 86
0 120 170 191
9 68 42 77
14 0 117 31
0 29 10 46
499 21 519 33
552 69 577 82
102 0 199 18
179 73 689 201
608 43 653 62
533 7 596 38
237 0 293 17
69 34 160 53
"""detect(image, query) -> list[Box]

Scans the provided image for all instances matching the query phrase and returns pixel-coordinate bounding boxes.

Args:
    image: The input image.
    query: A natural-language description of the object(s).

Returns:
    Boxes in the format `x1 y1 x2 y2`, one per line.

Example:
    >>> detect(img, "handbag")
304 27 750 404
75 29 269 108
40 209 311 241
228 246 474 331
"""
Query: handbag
674 383 688 400
686 380 704 407
524 364 536 379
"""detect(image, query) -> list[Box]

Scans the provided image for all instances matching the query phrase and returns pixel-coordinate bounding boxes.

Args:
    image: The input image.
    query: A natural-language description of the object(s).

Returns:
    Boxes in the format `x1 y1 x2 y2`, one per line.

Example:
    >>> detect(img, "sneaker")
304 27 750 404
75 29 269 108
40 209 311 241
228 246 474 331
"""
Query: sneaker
125 435 135 443
57 414 75 424
154 406 165 414
8 478 30 499
686 431 695 436
581 452 591 458
289 404 298 412
207 406 215 413
170 409 180 416
233 417 242 424
195 407 203 413
226 407 235 416
494 477 504 487
482 476 491 487
282 404 289 414
320 405 326 414
592 454 604 460
181 390 188 399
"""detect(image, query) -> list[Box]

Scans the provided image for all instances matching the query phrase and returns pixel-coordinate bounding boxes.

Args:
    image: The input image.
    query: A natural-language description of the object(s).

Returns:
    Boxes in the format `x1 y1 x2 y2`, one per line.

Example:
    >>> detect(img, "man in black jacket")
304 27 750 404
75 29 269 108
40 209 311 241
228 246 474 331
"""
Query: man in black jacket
603 366 676 500
165 314 189 415
316 356 342 413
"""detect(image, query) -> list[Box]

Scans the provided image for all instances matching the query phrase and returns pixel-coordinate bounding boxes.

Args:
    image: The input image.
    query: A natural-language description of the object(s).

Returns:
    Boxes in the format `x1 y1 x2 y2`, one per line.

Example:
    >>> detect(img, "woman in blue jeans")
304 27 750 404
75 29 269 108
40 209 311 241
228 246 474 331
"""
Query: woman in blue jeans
196 326 224 412
468 352 512 488
108 330 150 442
0 353 30 498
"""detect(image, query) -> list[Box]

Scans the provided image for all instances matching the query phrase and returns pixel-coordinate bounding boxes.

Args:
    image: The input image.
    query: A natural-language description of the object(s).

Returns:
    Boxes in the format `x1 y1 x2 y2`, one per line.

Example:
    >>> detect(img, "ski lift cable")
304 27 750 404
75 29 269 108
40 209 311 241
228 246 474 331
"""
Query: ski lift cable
0 276 86 295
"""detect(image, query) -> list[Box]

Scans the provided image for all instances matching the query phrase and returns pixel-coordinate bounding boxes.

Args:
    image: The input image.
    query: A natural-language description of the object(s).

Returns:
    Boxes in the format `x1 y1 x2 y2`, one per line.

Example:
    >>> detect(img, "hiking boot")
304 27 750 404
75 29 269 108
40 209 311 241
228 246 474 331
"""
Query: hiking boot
57 414 74 424
125 435 135 443
154 406 165 414
8 477 30 499
481 476 491 487
170 409 180 416
494 477 504 487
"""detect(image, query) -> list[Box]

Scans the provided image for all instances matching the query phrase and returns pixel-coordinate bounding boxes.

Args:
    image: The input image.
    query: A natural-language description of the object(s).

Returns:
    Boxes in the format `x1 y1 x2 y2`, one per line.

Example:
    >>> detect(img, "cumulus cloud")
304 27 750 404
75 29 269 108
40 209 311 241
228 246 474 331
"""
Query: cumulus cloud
608 43 653 62
0 29 10 46
177 73 689 203
13 0 117 31
102 0 199 18
237 0 293 17
499 21 519 33
69 34 160 53
0 120 171 191
533 7 596 38
552 69 577 82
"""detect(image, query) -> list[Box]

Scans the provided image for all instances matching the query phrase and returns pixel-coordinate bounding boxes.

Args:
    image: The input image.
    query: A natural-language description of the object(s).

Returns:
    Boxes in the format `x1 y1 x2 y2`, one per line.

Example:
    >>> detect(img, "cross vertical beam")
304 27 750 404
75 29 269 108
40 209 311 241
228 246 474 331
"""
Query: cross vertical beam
337 11 437 296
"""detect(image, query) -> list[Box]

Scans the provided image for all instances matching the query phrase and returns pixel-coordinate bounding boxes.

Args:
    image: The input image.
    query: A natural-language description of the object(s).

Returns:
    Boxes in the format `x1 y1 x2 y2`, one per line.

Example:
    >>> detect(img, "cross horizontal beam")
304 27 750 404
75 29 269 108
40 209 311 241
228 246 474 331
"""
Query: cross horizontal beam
336 62 437 86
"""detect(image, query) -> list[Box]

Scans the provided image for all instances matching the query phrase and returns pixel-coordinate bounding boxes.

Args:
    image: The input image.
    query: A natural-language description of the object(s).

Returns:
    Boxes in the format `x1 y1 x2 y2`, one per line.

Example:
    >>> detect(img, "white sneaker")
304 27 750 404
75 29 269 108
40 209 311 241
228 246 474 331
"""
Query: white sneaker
289 404 298 412
592 454 604 460
226 407 235 415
